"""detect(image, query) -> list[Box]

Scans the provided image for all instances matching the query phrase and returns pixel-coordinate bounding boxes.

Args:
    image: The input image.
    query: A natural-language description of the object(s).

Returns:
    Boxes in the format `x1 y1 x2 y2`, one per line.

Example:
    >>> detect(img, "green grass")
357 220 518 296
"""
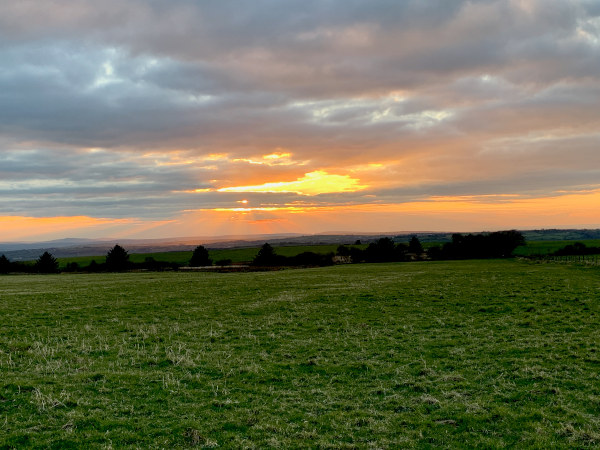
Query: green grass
1 260 600 447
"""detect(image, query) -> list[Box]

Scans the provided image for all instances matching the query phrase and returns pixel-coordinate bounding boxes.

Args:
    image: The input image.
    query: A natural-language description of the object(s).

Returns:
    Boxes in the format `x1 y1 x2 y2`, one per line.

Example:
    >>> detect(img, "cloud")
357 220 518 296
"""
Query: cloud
0 0 599 236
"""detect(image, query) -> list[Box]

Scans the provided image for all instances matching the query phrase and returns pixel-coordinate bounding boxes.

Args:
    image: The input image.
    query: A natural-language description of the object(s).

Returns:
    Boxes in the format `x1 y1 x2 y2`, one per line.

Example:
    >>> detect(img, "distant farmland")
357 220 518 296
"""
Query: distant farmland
1 259 599 447
49 239 600 269
54 244 365 269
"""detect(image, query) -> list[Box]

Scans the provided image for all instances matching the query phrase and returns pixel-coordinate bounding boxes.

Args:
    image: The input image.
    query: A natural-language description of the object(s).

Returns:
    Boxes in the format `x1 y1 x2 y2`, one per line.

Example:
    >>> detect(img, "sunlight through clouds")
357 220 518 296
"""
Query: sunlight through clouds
217 171 367 195
1 0 599 239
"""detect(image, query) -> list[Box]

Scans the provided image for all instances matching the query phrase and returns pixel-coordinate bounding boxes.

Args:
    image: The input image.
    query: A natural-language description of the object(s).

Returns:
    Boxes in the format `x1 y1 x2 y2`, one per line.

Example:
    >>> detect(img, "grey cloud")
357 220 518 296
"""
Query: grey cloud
1 0 599 221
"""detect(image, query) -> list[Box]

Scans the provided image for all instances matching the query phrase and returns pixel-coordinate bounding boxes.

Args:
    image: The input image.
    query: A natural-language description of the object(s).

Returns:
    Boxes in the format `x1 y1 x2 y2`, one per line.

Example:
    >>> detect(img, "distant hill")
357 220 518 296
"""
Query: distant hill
0 233 384 261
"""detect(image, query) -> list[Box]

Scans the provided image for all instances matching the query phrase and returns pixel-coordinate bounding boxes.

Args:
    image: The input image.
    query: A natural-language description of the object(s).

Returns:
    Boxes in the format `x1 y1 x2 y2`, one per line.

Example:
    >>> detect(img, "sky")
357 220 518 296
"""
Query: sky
1 0 600 242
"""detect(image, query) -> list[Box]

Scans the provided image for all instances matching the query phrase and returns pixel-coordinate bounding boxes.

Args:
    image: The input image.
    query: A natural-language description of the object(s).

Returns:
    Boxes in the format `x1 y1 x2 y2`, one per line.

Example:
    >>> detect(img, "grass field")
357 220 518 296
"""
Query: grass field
1 260 599 447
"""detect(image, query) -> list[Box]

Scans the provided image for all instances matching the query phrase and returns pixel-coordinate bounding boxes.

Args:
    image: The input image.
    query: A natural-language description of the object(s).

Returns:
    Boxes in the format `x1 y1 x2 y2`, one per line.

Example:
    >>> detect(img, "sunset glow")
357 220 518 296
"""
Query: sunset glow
217 171 367 195
1 1 599 242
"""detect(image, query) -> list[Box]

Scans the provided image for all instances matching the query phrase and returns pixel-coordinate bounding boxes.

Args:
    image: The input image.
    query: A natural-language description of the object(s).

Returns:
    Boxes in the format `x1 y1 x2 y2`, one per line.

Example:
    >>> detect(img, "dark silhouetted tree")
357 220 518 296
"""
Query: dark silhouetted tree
190 245 212 266
252 243 284 266
426 245 444 260
0 254 11 274
439 230 525 259
395 243 409 261
349 246 365 263
65 262 80 272
408 236 424 255
106 244 130 271
35 251 59 273
336 245 349 256
290 251 334 267
554 242 600 256
365 237 397 262
87 260 100 272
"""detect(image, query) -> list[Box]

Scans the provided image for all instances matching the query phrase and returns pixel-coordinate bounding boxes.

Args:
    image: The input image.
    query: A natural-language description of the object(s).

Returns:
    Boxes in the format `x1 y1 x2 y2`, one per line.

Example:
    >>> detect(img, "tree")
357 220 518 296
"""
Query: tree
408 236 424 255
87 260 100 272
65 262 80 272
106 244 130 271
290 251 334 267
336 245 351 256
252 243 283 266
0 254 11 274
395 243 409 261
439 230 525 259
35 251 59 273
190 245 212 266
364 237 397 262
349 246 365 263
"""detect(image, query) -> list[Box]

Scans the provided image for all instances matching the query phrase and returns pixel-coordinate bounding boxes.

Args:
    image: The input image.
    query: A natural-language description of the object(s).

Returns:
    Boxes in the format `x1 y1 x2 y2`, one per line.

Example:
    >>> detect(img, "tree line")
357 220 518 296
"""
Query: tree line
249 230 525 267
0 230 526 274
0 244 221 274
0 245 172 274
552 242 600 256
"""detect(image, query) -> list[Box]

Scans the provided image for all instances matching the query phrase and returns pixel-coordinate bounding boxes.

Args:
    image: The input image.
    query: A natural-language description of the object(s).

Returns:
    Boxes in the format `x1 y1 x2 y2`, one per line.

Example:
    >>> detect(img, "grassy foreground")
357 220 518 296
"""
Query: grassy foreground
1 260 599 448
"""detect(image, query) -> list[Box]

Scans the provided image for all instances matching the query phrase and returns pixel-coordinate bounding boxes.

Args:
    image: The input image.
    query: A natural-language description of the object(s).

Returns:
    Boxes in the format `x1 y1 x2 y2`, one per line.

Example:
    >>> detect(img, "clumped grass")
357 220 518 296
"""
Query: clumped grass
1 260 599 447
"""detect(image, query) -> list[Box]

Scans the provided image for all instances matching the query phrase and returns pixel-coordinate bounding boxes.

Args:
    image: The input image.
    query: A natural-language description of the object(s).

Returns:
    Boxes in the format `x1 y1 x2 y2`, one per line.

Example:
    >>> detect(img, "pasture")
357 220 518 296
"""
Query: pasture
1 260 599 447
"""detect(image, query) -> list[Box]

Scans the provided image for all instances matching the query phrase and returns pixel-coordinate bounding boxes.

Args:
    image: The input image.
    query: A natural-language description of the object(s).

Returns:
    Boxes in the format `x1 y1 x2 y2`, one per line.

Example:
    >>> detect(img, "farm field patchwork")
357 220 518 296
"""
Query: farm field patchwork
1 260 599 447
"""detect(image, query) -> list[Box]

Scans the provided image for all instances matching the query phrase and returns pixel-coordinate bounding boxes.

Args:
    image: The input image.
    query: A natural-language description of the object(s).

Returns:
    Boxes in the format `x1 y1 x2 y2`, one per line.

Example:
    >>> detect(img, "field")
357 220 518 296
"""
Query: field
1 260 600 447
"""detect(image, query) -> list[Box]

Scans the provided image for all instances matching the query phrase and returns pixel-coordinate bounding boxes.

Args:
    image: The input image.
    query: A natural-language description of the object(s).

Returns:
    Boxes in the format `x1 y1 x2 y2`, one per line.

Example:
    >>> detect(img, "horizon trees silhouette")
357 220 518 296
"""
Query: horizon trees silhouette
190 245 212 267
105 244 130 271
35 251 59 273
0 254 11 274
